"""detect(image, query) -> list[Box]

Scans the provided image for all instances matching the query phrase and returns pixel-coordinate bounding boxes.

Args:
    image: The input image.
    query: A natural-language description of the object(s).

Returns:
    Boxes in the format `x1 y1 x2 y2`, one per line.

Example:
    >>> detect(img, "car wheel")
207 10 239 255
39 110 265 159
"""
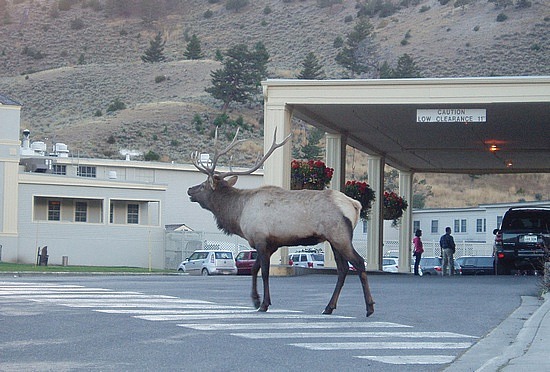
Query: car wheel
496 261 511 275
201 268 209 276
177 268 183 272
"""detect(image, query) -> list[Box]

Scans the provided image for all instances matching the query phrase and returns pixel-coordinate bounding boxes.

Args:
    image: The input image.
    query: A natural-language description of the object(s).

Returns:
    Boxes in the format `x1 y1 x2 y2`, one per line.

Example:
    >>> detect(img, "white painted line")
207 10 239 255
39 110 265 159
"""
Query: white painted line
138 313 354 321
355 355 457 365
1 294 178 299
290 342 472 350
96 308 298 314
0 288 111 293
178 322 410 331
232 331 477 339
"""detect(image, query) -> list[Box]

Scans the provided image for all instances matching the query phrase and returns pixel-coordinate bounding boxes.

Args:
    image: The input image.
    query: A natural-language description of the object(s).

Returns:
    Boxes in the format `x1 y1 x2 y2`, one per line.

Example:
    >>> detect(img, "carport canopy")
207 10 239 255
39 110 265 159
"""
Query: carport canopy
260 76 550 272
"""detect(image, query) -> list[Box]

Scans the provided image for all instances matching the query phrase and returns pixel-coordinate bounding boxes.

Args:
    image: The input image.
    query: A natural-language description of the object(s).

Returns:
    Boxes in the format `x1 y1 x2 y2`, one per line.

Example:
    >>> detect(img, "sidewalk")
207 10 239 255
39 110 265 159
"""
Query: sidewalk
446 292 550 372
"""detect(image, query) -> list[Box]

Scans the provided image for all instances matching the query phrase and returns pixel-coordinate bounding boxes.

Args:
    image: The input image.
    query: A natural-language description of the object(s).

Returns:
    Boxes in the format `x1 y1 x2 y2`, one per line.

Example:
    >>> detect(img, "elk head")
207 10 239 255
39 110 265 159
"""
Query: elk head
187 127 291 206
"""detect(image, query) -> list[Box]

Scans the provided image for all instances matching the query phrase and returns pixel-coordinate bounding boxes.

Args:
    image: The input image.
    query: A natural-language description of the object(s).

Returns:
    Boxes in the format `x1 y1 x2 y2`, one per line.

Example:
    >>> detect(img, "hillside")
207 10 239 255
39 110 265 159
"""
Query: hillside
0 0 549 208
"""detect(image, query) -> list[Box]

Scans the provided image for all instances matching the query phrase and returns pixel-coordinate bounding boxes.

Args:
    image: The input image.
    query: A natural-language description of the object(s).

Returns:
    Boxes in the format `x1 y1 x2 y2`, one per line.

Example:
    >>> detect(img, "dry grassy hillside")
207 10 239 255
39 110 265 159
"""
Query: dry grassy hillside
0 0 548 207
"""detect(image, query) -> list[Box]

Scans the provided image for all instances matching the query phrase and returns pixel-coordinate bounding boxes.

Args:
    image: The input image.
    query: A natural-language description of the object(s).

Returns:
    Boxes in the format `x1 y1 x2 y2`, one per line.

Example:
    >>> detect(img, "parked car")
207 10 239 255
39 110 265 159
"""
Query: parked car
382 257 399 273
235 249 258 275
288 252 324 268
177 250 237 276
419 256 461 276
493 207 550 275
455 256 495 275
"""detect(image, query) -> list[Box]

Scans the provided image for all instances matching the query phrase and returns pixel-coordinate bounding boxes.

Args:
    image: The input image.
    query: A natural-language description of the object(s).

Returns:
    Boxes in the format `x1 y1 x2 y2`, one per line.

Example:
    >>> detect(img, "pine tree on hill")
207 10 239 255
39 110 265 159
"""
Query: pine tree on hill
141 31 166 63
297 52 325 79
393 54 422 78
184 34 204 60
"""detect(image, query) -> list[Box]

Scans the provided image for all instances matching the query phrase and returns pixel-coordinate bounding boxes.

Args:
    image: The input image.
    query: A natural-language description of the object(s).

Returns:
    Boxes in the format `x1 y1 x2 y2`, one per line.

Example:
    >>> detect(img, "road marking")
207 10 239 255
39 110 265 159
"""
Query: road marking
290 341 473 350
178 322 409 331
137 313 353 321
355 355 457 365
3 294 179 299
232 331 477 339
96 308 300 314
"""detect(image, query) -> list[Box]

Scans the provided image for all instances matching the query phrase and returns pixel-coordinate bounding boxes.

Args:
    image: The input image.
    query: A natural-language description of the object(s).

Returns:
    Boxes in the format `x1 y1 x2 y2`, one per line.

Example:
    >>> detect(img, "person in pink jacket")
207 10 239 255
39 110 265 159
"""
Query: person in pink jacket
412 229 424 275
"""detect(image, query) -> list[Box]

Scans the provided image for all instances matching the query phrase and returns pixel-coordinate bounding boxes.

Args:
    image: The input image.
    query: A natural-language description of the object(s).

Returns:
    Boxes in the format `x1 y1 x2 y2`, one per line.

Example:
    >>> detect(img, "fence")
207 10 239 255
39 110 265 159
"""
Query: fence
165 231 494 269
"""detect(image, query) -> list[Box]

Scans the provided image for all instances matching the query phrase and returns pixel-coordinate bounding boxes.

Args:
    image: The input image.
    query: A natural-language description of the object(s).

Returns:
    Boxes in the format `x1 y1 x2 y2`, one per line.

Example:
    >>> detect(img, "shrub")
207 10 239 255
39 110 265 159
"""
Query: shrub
515 0 531 8
192 113 205 134
94 109 102 117
419 5 430 12
106 98 126 113
144 150 160 161
333 36 344 48
401 39 408 45
155 75 167 83
70 17 85 30
496 13 508 22
263 5 272 14
439 0 451 4
344 15 353 23
107 135 116 144
204 9 213 19
473 25 480 31
226 0 249 11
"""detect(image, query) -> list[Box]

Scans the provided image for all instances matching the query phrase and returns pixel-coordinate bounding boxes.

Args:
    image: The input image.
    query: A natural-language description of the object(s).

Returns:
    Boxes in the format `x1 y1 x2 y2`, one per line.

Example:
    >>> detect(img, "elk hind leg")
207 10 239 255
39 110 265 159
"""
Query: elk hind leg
323 248 350 315
349 250 375 317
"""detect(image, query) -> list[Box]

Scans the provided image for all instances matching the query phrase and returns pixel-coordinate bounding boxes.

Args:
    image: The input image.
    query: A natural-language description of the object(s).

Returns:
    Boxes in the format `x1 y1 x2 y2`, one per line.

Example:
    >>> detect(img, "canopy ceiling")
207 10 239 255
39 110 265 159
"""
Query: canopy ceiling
263 76 550 174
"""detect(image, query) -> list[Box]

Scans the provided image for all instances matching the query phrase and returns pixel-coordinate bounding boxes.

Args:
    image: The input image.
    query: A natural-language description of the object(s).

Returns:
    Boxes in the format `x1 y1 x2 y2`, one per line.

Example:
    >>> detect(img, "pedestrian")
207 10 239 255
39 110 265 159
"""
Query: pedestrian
440 227 456 276
412 229 423 275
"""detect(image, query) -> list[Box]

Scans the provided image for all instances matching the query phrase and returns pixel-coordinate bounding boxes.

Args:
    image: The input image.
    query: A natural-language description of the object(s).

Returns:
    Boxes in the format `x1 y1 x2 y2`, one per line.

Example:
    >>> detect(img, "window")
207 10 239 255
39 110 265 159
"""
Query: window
362 220 368 234
476 218 486 233
455 219 466 233
413 220 420 233
109 203 114 223
48 200 61 221
431 220 438 234
127 204 139 224
77 165 96 178
75 202 87 222
52 164 66 175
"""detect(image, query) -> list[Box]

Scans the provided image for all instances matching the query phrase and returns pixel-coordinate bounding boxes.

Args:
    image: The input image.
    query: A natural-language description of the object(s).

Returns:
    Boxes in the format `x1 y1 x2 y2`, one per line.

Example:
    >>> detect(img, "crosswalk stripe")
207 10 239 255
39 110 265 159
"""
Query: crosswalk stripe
2 294 178 299
355 355 457 365
232 331 477 339
290 341 473 350
178 321 409 331
137 313 354 321
96 308 300 314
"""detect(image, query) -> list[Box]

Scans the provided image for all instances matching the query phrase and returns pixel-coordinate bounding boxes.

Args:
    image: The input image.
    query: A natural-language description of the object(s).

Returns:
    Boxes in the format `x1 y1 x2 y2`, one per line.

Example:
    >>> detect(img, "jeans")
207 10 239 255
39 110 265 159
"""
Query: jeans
414 253 422 275
442 248 455 276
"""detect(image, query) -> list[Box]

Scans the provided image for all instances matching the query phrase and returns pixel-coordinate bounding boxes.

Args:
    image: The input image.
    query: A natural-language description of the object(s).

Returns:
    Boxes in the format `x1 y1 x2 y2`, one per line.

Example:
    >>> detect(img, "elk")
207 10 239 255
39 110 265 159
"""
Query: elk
187 128 375 317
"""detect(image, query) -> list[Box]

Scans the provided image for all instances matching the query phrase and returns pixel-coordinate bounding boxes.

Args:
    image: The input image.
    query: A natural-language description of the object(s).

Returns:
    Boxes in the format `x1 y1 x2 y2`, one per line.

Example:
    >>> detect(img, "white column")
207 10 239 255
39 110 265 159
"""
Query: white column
324 133 346 269
263 102 292 265
398 171 413 273
367 155 384 271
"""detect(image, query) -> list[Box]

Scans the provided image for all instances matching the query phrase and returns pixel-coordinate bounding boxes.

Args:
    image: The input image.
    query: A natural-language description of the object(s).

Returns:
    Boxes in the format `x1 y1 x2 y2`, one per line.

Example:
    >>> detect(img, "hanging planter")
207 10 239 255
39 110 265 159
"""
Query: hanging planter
383 191 408 227
290 160 334 190
344 180 376 220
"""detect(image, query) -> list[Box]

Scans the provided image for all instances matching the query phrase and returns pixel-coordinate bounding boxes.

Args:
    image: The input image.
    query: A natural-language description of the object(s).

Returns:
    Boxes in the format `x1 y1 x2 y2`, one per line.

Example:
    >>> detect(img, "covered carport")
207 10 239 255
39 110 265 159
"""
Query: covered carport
261 76 550 272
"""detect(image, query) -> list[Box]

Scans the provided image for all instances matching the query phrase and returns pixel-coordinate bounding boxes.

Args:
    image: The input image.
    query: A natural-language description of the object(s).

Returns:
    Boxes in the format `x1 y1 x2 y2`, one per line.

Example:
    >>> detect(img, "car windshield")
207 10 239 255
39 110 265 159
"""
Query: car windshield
214 252 233 259
502 211 550 233
312 254 324 261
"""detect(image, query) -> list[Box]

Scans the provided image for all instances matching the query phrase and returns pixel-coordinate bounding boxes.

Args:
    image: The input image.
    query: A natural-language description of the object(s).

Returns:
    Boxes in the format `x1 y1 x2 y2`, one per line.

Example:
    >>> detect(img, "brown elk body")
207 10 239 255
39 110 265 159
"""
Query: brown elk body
187 129 375 317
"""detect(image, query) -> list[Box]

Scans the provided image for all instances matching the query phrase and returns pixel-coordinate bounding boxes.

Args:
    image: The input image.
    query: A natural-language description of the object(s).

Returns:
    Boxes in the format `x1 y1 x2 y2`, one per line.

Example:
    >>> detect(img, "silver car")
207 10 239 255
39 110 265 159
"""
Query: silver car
178 250 237 276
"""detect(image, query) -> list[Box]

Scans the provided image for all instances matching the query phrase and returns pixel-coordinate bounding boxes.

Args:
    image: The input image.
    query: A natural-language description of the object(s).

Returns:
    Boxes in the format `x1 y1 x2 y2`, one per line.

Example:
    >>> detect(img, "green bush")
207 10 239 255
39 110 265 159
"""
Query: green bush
70 17 85 30
94 109 102 117
106 98 126 113
155 75 167 83
144 150 160 161
263 5 272 14
204 9 213 19
473 25 480 31
496 13 508 22
419 5 430 12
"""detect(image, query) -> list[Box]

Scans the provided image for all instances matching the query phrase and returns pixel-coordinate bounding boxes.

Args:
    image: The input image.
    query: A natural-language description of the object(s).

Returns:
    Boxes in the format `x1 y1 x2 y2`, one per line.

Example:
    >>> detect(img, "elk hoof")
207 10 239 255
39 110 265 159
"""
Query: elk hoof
252 295 261 309
322 305 335 315
366 303 375 317
258 304 269 312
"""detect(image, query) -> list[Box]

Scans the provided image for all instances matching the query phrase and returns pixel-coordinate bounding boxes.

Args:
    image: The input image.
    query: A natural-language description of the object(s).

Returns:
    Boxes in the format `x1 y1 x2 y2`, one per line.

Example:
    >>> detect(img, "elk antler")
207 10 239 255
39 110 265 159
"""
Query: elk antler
217 127 291 179
190 127 291 178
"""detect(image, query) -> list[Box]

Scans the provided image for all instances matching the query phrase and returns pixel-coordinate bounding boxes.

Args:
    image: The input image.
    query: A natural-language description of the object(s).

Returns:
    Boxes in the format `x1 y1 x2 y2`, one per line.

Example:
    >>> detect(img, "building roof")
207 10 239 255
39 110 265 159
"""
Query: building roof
0 94 22 106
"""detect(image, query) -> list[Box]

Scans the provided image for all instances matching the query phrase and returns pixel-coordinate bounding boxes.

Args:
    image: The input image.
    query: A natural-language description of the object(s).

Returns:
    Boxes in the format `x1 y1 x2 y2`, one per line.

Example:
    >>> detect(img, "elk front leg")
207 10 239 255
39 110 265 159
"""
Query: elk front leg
323 249 349 315
250 258 261 309
258 251 272 312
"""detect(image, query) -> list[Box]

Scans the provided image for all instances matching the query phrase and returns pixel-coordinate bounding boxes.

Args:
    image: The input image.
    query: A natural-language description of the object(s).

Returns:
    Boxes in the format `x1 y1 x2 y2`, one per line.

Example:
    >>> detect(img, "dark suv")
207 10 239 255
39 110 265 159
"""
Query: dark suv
493 207 550 275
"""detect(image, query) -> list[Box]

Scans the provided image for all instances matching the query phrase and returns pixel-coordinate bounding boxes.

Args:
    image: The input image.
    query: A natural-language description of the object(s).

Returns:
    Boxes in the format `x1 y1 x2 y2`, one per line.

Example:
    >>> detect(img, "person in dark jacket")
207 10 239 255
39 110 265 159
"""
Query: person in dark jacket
440 227 456 276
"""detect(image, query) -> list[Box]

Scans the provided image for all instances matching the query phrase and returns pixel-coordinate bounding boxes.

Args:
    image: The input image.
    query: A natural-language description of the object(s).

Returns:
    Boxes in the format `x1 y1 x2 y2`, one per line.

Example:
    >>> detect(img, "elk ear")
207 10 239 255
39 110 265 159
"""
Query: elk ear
227 176 238 187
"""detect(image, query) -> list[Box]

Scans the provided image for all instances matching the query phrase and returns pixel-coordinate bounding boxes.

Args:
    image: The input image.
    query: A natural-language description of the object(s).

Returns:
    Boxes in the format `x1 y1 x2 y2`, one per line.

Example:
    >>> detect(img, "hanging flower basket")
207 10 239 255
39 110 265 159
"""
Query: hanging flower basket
290 160 334 190
383 191 408 227
344 180 376 220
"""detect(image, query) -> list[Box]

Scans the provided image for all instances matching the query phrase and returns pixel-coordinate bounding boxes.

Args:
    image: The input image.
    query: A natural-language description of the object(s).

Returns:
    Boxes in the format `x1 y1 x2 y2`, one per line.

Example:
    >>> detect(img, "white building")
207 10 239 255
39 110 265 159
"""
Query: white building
1 93 548 269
